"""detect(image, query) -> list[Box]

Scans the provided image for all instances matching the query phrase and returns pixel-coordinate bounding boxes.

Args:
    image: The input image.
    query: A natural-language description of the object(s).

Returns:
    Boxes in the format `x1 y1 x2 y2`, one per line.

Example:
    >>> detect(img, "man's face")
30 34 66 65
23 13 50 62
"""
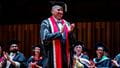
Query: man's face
10 44 19 52
74 45 83 55
51 5 63 20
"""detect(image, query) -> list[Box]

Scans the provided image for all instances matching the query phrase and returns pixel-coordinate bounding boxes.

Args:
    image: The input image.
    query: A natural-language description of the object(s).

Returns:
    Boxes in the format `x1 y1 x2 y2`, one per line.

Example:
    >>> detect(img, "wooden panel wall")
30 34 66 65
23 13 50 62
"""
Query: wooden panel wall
0 22 120 59
0 24 40 58
76 22 120 58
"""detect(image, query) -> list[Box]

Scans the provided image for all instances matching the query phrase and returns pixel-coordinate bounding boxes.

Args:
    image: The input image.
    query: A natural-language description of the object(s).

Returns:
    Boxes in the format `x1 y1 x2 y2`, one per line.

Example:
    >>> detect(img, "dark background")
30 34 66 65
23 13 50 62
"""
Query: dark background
0 0 120 59
1 0 120 23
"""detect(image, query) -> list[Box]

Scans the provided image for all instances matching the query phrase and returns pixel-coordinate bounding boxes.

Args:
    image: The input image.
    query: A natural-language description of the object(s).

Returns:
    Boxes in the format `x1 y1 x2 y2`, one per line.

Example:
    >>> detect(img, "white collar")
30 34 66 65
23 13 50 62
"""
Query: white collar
74 53 84 58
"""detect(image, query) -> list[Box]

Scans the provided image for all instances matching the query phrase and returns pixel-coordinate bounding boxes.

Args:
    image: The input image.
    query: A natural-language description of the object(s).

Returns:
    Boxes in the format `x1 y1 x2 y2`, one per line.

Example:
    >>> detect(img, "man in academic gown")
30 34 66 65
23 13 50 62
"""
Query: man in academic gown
40 1 75 68
4 40 26 68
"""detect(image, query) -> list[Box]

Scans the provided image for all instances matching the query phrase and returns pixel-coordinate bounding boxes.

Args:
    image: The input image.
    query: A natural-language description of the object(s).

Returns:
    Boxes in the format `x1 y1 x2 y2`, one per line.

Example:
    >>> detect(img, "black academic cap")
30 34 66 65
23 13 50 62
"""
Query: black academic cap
7 39 20 46
73 41 85 48
32 44 42 49
73 41 88 52
95 42 108 52
49 1 67 12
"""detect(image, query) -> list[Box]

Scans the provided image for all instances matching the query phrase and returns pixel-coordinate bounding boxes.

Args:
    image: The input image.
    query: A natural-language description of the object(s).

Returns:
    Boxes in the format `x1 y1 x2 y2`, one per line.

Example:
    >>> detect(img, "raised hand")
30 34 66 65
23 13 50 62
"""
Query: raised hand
3 51 10 60
112 59 120 67
69 23 75 32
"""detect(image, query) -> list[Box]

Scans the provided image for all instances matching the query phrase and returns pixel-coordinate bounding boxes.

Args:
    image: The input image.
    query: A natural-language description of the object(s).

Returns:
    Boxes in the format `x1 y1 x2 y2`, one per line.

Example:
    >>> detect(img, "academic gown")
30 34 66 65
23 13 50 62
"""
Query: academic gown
40 17 74 68
27 56 48 68
93 56 112 68
5 52 26 68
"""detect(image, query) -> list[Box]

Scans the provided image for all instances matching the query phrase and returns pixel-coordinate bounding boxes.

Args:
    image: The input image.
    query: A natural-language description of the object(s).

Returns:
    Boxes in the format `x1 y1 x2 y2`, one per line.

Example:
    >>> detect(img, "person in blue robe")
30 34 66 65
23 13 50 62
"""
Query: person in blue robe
93 42 112 68
112 53 120 68
4 40 26 68
27 44 48 68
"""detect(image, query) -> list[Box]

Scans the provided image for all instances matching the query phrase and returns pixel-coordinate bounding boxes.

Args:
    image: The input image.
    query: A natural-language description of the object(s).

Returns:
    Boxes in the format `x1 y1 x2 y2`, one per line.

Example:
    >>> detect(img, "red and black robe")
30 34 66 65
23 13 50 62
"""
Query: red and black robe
40 16 75 68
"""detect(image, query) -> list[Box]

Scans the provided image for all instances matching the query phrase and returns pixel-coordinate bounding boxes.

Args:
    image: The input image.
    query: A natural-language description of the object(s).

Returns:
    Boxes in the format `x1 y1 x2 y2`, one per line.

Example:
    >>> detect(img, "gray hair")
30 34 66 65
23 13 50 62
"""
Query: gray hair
51 5 63 11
